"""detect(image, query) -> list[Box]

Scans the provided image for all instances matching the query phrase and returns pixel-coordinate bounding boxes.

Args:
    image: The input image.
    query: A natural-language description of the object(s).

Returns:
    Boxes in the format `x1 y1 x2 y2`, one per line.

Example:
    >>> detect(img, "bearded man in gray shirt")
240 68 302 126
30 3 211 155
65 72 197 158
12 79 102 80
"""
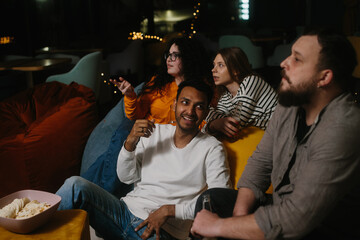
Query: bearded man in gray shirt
191 28 360 240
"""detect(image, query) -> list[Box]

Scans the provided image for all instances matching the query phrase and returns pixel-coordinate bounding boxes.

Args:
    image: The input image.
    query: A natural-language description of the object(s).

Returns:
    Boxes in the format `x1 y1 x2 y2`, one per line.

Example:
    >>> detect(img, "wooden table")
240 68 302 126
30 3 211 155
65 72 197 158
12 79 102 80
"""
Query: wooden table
0 58 71 88
0 209 90 240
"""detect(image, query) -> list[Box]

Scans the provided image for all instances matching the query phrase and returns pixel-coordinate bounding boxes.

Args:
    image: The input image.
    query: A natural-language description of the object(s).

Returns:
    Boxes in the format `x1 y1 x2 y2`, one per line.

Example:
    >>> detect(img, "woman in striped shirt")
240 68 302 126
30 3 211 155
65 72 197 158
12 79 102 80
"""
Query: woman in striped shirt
204 47 278 141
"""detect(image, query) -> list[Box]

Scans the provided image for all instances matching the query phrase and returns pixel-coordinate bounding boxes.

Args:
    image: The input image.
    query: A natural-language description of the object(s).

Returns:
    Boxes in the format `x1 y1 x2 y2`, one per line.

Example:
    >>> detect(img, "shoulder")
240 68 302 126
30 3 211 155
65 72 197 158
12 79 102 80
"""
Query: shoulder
320 93 360 130
269 104 297 126
242 75 264 85
240 75 267 92
218 90 232 102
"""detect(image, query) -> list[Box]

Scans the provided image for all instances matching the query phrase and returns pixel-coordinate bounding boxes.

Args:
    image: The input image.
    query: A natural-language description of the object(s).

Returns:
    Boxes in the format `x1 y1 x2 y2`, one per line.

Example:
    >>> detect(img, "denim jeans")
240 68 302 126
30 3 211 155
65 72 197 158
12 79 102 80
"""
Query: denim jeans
56 176 175 240
81 82 145 176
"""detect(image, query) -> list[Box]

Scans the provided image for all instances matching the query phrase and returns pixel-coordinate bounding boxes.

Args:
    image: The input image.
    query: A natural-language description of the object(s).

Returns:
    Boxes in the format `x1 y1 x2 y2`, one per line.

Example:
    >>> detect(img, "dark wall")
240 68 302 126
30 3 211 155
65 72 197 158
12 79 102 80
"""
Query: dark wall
0 0 36 55
0 0 357 56
1 0 144 56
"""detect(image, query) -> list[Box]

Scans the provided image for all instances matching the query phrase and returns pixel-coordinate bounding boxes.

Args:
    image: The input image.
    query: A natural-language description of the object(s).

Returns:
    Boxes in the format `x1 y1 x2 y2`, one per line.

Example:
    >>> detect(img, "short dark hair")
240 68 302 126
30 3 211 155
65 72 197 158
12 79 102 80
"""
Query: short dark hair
176 80 214 107
304 28 357 91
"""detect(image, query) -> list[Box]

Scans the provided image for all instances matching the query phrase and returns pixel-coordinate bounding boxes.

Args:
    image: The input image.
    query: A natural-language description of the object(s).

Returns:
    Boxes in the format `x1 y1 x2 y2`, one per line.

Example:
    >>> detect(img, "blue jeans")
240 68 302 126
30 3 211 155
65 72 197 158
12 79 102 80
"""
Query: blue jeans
56 176 176 240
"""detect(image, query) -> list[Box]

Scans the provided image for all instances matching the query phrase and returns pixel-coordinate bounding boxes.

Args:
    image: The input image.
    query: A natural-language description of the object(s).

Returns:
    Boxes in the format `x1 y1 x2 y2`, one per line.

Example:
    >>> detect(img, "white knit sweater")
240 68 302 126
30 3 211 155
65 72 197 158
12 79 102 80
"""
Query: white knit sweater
118 124 231 239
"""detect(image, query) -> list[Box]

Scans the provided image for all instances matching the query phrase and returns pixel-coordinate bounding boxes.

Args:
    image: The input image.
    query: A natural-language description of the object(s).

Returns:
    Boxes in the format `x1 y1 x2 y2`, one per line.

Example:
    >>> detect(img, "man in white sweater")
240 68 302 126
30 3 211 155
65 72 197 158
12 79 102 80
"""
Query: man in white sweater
56 80 231 240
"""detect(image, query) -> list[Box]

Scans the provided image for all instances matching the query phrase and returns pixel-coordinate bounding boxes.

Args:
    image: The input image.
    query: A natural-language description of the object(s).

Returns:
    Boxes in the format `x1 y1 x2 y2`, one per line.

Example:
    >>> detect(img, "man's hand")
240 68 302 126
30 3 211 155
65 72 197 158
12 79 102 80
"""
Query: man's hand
192 210 265 240
191 209 222 238
125 119 155 152
135 205 175 240
109 77 136 98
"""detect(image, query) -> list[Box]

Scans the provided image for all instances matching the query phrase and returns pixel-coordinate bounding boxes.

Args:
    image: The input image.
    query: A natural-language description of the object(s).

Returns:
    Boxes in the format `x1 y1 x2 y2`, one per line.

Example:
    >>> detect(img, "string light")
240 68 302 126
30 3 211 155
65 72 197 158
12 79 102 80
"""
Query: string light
128 32 163 42
0 36 14 45
128 1 202 41
189 0 201 38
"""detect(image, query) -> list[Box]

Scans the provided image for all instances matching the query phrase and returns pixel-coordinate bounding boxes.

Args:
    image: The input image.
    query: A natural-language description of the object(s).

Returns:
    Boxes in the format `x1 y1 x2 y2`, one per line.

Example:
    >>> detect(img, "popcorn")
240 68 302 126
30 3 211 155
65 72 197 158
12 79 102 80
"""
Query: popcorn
0 198 51 219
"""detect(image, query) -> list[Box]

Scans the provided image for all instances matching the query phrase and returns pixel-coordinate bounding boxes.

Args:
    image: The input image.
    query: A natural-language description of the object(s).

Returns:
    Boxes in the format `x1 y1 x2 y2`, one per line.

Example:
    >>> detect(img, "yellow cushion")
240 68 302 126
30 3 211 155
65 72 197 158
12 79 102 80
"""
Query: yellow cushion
223 127 273 193
0 209 90 240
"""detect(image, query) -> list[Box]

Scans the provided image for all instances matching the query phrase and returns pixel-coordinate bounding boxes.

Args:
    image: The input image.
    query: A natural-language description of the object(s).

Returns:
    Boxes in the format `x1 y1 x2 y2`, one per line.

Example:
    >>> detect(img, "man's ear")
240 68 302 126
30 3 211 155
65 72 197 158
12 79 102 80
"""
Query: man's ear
317 69 333 88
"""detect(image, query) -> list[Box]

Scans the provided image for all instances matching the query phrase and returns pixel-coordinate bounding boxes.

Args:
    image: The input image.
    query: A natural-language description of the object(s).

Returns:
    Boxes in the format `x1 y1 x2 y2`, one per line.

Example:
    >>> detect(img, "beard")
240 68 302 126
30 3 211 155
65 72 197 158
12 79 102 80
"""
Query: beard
277 70 317 107
175 112 200 134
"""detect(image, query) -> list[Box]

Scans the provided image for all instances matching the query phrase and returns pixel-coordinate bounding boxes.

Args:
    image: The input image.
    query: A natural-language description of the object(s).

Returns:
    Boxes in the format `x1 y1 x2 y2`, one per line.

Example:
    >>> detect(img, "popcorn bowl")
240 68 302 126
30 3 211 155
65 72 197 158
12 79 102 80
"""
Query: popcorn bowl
0 189 61 233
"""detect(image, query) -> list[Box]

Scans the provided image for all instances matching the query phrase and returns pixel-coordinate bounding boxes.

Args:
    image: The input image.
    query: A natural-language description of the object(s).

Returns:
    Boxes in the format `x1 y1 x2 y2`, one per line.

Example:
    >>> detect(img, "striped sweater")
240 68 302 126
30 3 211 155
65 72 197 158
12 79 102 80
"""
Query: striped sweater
205 75 278 131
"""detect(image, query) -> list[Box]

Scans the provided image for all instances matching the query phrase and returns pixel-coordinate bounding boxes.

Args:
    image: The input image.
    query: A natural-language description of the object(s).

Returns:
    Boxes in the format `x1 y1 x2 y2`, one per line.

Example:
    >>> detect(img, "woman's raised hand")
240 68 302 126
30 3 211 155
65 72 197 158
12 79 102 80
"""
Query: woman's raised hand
110 77 136 98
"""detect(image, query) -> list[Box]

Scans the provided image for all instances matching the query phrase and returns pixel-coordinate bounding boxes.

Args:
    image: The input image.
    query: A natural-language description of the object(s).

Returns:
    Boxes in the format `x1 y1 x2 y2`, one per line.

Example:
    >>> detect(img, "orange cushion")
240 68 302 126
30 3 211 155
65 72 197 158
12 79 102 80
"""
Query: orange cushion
0 82 98 198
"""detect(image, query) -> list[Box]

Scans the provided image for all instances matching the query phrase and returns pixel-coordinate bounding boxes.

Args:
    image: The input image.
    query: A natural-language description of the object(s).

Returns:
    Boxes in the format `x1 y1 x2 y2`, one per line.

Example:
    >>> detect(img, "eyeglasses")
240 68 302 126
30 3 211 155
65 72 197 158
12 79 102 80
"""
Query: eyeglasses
164 52 181 61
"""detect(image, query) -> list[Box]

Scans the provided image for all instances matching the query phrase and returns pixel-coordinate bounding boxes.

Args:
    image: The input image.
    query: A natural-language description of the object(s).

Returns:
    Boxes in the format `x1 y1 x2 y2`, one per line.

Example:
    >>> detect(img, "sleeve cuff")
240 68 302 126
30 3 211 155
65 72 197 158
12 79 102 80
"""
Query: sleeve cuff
254 206 282 240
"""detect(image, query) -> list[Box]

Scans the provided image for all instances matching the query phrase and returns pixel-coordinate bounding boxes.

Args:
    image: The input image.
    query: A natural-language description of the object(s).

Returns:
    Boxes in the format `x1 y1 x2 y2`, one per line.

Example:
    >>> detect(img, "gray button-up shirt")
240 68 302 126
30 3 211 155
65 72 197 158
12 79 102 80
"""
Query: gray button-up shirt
238 93 360 239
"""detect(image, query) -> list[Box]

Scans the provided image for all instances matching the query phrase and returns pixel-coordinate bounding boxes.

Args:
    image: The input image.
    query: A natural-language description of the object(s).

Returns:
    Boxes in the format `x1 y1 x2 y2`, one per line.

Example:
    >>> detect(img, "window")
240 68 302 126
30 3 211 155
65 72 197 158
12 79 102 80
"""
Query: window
238 0 250 20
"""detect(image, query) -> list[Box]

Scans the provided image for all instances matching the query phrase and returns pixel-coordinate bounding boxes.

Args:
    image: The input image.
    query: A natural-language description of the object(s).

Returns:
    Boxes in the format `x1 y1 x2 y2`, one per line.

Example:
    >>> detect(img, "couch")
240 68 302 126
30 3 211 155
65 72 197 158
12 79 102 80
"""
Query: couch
81 82 269 191
0 81 98 198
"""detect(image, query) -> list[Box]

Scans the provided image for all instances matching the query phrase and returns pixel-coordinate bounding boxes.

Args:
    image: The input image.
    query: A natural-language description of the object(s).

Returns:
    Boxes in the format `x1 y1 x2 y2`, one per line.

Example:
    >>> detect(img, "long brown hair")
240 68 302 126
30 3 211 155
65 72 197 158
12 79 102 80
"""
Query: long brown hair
139 37 213 96
216 47 253 95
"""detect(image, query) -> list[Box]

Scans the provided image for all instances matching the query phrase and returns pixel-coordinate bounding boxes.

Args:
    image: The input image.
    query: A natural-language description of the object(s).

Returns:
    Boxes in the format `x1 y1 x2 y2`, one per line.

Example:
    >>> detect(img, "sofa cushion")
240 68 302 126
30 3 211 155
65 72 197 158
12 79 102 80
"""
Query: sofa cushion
0 82 98 198
223 126 273 193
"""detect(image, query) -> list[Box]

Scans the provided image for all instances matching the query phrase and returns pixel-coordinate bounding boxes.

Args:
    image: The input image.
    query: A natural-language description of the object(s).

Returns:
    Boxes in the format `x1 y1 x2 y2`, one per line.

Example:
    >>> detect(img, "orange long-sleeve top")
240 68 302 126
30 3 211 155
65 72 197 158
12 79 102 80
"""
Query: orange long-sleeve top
124 79 178 124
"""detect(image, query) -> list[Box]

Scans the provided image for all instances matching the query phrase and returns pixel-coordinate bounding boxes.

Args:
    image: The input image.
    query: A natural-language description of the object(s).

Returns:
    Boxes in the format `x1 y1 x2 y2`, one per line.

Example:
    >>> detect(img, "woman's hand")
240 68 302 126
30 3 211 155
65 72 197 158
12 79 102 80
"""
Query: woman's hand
109 77 136 98
208 117 240 138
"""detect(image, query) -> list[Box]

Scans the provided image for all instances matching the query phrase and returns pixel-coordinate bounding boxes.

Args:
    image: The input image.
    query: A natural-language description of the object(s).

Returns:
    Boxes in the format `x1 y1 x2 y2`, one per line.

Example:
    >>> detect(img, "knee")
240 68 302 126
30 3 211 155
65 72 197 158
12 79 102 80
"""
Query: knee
65 176 87 187
56 176 90 196
56 176 91 210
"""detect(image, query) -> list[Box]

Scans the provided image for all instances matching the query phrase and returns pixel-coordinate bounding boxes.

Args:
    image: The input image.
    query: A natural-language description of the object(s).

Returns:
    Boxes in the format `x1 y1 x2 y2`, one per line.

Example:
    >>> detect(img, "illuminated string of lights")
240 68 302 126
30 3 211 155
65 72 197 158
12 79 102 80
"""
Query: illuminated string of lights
0 36 14 45
129 0 202 41
128 32 163 42
189 0 201 38
113 1 202 93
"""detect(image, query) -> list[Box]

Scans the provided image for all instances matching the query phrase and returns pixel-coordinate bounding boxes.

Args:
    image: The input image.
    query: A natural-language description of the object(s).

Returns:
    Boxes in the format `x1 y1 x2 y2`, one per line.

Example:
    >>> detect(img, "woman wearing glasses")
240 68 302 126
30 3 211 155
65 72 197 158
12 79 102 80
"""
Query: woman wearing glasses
82 37 213 197
204 47 278 141
111 37 213 124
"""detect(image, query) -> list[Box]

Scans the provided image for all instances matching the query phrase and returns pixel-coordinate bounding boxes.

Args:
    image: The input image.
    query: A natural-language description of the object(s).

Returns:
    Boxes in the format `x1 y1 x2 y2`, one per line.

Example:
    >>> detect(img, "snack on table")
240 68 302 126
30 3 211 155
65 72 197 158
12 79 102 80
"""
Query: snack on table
0 198 30 219
0 198 51 219
16 200 51 219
